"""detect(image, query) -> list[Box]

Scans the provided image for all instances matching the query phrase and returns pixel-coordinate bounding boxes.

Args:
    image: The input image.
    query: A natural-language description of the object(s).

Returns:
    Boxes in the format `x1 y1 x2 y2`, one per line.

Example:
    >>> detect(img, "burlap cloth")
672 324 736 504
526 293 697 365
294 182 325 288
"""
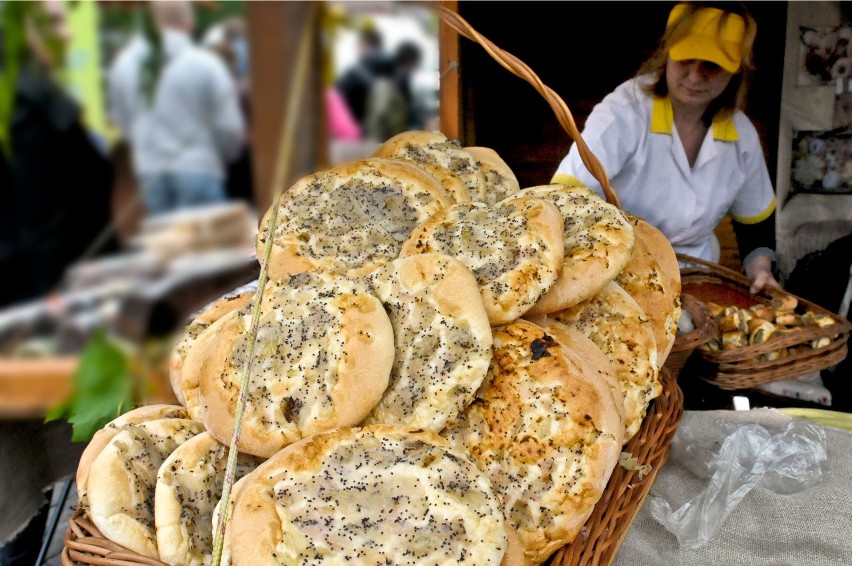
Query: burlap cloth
0 419 84 545
615 408 852 566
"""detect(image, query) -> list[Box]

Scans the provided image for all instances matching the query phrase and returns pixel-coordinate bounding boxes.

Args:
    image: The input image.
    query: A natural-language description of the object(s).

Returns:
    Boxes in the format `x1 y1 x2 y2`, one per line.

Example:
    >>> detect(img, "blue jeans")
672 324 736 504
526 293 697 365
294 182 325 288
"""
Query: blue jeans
139 173 226 216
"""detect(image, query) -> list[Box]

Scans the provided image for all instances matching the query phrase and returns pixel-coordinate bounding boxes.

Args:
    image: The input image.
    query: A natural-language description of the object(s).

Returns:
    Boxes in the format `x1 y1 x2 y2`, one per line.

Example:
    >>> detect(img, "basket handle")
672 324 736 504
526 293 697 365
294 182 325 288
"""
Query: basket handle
434 6 621 210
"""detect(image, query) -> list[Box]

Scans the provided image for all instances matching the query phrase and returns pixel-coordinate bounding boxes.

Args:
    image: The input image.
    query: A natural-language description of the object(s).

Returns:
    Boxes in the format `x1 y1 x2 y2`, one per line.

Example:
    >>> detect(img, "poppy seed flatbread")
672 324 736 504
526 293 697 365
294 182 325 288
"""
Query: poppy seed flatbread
361 253 492 432
614 234 679 368
443 320 623 565
199 271 395 458
374 130 485 203
87 418 204 559
399 198 565 325
548 282 660 441
155 432 265 566
76 404 189 508
465 146 521 205
228 425 508 565
629 214 681 296
508 184 635 316
257 158 451 280
170 292 255 407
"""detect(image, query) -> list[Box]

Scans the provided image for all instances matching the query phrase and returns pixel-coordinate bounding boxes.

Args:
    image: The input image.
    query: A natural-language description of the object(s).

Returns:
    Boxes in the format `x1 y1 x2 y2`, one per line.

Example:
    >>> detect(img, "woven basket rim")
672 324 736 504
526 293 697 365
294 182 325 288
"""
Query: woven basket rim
670 293 716 353
63 371 684 566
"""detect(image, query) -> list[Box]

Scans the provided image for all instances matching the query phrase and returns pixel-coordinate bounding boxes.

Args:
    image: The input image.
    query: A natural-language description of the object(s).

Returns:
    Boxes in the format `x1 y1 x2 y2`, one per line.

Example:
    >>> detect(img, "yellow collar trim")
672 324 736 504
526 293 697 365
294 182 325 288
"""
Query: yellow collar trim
650 96 739 141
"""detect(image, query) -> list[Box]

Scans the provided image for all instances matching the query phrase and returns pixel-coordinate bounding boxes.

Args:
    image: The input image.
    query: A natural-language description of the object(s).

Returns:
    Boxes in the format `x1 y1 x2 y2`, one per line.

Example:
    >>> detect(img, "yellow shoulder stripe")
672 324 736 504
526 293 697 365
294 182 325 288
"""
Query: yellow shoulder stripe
732 197 776 225
551 173 587 188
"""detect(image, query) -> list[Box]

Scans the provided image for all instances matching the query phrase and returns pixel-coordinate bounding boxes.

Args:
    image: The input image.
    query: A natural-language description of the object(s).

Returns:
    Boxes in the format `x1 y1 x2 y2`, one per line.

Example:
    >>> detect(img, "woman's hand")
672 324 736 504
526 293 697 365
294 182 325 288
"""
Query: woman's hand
744 254 781 294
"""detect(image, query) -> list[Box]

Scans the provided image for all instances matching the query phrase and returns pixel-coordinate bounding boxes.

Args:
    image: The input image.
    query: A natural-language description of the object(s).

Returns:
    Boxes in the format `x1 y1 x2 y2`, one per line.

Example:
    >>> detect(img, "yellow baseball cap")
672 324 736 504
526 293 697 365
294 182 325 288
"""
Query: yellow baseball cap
667 3 746 73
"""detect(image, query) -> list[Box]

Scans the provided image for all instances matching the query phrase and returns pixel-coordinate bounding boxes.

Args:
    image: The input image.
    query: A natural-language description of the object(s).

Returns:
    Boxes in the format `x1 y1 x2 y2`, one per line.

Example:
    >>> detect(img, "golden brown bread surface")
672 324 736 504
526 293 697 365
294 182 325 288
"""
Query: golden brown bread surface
547 282 660 441
87 418 204 559
465 146 521 205
169 292 254 407
508 185 635 316
154 432 264 566
443 320 624 565
361 253 493 431
374 130 485 202
628 215 681 296
400 198 565 325
229 425 508 565
76 404 189 507
199 271 394 458
257 158 451 280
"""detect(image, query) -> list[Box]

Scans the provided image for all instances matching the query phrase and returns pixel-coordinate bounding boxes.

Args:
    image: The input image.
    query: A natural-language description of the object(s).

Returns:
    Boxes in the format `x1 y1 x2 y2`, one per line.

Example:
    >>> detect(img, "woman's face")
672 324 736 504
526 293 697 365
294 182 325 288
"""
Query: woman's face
666 58 734 110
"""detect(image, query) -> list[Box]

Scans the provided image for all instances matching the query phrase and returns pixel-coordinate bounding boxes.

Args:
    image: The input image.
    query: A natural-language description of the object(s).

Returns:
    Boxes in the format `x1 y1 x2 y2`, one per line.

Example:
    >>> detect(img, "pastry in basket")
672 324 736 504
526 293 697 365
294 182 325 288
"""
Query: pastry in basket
544 281 659 441
360 253 493 431
257 158 451 280
228 425 511 565
443 320 624 566
170 291 255 409
373 130 485 202
76 404 189 507
86 418 205 558
614 231 679 368
155 432 264 566
627 214 681 296
199 271 394 458
749 303 775 322
504 185 634 316
399 198 564 325
747 319 776 344
771 295 798 312
465 146 521 205
721 330 749 349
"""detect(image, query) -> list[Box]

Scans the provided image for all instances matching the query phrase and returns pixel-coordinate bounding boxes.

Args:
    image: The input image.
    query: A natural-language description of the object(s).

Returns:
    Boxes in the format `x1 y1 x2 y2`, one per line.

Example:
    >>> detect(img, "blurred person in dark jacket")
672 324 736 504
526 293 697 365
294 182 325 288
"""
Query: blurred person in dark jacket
0 0 117 310
335 25 395 126
108 1 246 216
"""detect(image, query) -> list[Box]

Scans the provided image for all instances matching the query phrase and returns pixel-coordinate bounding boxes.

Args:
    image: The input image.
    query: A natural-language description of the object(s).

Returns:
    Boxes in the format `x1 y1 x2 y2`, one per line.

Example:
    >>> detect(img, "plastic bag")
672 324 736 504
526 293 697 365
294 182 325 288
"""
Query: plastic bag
648 419 828 549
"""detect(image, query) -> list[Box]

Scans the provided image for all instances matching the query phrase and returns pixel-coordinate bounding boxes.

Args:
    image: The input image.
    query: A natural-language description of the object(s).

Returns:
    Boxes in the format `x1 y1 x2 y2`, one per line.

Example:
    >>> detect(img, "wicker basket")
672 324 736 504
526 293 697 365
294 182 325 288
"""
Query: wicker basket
662 294 716 379
679 254 852 390
63 6 684 566
62 369 684 566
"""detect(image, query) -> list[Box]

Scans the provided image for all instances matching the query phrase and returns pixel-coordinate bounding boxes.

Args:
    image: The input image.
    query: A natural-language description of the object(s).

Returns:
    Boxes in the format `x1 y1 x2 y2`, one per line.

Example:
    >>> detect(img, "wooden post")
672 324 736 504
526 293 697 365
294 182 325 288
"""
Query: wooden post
438 0 460 140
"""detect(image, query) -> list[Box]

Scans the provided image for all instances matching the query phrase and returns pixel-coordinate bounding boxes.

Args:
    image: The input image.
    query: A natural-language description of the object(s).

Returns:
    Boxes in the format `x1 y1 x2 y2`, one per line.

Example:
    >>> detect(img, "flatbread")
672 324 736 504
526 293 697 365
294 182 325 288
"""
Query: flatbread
229 425 508 565
628 214 681 296
199 271 395 458
506 185 634 315
443 320 624 565
155 432 264 566
257 158 450 280
76 404 188 508
614 234 680 369
399 198 565 325
87 418 204 558
465 146 520 205
170 292 254 410
361 253 493 431
374 130 485 202
546 281 660 441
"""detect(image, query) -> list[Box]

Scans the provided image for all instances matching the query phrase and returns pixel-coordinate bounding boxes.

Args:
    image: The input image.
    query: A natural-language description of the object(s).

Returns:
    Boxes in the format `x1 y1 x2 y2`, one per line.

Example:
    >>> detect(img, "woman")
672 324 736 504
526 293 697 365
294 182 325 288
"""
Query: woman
552 2 779 293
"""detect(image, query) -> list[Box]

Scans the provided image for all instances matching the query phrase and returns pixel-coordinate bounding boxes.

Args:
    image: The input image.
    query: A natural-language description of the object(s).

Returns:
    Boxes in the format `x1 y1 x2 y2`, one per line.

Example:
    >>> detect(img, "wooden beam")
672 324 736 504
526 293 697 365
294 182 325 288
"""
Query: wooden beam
438 0 460 140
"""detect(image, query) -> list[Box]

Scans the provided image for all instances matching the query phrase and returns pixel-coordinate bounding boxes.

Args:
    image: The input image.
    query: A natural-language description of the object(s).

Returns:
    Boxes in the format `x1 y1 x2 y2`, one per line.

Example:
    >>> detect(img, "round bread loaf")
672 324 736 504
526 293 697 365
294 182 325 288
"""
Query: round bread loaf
170 292 255 406
443 320 624 565
257 158 450 280
87 418 204 558
155 432 264 566
228 425 509 565
465 146 520 205
547 281 660 441
614 234 680 369
374 130 485 203
76 404 189 507
628 214 681 296
361 253 493 431
199 271 395 458
399 198 565 325
507 184 635 315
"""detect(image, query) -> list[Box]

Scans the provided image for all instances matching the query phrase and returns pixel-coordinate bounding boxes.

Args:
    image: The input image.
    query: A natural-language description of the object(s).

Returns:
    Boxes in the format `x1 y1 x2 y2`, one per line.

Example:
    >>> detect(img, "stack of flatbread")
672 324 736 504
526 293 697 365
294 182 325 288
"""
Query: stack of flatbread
76 130 680 566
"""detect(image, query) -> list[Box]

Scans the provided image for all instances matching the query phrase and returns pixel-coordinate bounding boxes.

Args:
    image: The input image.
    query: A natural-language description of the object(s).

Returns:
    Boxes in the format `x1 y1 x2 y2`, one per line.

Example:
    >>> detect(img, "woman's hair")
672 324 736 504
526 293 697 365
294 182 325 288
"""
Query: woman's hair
637 1 757 119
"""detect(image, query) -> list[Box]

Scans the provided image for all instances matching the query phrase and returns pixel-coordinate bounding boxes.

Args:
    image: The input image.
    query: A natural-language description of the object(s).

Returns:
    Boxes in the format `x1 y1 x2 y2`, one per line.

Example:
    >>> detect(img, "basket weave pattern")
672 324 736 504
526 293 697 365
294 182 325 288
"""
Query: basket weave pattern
679 255 852 390
663 294 716 379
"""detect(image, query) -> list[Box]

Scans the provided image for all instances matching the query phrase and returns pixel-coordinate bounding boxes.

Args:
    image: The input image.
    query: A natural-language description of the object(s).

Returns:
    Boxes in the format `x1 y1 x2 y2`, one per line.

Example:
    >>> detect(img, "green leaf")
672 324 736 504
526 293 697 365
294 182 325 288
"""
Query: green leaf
44 329 133 442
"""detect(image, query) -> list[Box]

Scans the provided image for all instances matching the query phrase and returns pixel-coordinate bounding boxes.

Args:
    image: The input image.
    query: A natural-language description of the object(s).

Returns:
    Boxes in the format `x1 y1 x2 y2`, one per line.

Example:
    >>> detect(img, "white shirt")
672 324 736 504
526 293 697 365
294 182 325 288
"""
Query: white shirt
553 76 776 262
108 31 245 180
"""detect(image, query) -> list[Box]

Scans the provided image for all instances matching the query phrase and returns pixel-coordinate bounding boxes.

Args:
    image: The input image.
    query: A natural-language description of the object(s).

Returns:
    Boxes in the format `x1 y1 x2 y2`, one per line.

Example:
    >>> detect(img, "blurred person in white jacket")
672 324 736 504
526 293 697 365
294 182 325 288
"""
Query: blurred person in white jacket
108 1 246 215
